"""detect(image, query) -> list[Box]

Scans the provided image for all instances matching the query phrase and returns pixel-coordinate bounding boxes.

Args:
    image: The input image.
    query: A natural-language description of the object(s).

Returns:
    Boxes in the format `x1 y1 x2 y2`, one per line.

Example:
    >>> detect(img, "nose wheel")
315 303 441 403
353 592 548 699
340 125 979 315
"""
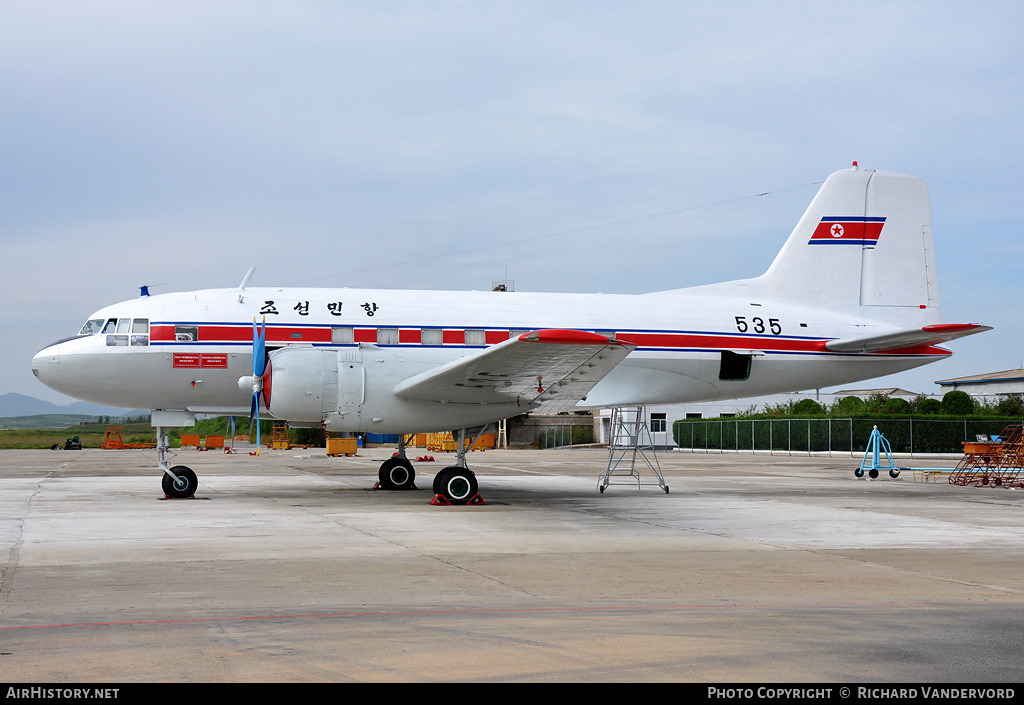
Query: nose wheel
162 465 198 498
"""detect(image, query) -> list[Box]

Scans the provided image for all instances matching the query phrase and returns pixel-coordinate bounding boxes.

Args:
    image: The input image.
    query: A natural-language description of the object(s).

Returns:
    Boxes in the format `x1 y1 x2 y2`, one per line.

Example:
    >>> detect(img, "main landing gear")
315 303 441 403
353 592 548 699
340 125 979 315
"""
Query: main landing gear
378 456 416 490
375 427 488 504
433 426 488 504
376 433 417 491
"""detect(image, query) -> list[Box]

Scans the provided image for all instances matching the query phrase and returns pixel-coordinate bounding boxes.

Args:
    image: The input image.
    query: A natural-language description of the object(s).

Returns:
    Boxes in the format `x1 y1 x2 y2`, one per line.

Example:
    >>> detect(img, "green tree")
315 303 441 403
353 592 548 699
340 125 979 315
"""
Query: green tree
916 397 941 415
940 390 974 416
996 394 1024 417
832 396 866 416
792 398 825 415
881 397 912 415
865 393 889 414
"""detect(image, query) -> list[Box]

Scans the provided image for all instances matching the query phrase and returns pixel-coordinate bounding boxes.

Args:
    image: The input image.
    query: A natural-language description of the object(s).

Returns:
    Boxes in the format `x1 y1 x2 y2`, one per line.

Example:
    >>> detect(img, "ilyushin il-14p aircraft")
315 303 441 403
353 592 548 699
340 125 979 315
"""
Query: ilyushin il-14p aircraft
33 166 990 503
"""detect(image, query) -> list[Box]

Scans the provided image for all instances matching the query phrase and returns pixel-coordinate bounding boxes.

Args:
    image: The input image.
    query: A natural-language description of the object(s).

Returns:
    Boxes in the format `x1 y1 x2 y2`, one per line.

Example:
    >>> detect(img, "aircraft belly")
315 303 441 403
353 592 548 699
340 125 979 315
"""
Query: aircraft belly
323 400 522 435
581 350 941 407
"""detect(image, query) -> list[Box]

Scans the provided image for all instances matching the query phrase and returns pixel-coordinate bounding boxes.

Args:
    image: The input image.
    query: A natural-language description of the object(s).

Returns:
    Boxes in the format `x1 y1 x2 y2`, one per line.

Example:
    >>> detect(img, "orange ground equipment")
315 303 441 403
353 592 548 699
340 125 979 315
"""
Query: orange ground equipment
949 425 1024 488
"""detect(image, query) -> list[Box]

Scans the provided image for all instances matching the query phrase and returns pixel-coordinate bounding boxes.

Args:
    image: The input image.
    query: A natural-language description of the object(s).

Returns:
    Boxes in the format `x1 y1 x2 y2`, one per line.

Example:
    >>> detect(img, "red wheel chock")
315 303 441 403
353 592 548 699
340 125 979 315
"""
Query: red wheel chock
430 494 486 506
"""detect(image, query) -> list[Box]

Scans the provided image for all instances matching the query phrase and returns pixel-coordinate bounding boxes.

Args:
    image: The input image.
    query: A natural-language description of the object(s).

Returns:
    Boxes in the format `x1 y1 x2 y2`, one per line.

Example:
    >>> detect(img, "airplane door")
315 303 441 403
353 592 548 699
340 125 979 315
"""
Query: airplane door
337 348 364 420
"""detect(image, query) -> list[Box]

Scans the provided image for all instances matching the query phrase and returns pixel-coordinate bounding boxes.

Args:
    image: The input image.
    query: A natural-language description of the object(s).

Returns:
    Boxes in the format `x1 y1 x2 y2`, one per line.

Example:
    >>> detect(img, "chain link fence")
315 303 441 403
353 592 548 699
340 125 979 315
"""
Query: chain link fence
673 418 1024 456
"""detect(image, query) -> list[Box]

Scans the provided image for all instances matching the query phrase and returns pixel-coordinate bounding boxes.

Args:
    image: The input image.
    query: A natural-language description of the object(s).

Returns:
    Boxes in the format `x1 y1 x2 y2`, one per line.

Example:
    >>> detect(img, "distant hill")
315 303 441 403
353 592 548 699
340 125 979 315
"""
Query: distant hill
0 393 141 419
0 414 106 429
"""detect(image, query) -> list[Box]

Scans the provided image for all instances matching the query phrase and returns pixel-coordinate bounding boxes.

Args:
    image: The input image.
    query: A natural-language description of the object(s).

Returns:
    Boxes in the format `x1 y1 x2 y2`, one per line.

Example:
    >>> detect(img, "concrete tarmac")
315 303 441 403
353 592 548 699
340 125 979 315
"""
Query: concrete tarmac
1 446 1022 682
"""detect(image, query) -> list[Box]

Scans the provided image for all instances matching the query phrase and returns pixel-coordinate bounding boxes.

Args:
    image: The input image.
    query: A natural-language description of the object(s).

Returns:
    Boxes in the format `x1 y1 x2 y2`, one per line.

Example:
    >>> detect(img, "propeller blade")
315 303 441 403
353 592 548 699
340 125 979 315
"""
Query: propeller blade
254 392 261 454
252 318 267 377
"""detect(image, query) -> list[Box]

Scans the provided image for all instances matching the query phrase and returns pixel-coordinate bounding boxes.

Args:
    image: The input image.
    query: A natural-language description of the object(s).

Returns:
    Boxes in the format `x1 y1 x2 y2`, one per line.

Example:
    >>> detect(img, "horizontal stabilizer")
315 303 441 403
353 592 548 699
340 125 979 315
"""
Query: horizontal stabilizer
394 330 635 412
825 323 992 354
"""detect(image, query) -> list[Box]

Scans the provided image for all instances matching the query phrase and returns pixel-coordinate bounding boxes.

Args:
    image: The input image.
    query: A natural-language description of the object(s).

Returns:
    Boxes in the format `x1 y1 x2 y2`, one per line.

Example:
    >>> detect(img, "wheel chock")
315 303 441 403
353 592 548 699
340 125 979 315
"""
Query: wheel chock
372 481 381 490
429 494 486 506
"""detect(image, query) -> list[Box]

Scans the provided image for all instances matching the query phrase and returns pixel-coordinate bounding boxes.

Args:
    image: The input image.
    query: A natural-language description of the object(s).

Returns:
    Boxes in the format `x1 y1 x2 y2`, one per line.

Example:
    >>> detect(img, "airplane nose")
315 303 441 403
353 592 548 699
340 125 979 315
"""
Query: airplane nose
32 343 61 388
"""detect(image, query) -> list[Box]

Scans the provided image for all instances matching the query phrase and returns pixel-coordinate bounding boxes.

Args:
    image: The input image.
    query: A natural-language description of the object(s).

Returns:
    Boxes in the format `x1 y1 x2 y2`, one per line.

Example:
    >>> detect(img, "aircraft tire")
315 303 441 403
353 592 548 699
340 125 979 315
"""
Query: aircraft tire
162 466 198 499
432 468 452 496
379 457 415 490
439 467 477 505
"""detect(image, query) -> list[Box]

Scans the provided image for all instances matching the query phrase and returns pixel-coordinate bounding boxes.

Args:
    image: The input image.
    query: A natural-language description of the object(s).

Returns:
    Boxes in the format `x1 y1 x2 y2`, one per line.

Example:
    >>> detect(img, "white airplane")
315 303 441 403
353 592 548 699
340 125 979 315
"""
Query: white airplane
33 166 989 502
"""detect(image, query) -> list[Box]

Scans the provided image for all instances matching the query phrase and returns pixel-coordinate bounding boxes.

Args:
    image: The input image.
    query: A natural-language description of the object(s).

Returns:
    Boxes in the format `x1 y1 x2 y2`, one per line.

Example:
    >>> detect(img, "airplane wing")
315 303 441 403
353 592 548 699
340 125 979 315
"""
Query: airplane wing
824 323 992 353
393 330 636 413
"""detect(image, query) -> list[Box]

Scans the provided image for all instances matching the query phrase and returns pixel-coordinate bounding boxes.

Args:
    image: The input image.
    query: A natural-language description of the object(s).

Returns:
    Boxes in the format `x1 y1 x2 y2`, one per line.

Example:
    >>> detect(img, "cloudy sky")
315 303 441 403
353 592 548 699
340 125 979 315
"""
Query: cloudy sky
3 1 1022 407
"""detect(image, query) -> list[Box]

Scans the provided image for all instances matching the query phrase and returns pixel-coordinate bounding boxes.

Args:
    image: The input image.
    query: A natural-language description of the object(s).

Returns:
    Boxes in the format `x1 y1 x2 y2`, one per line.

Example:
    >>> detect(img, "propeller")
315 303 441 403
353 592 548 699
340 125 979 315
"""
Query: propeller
238 318 271 454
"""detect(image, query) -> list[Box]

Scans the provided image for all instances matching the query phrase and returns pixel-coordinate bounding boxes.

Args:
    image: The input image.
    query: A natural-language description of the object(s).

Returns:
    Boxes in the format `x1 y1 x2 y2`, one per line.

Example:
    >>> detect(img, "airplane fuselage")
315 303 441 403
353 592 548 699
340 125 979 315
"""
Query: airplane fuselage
32 283 948 433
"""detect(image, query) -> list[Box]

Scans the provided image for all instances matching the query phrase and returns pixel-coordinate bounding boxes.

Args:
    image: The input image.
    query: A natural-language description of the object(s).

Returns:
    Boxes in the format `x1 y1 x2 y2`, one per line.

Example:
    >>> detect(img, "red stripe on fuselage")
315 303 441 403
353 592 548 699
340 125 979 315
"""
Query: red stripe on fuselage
149 324 947 357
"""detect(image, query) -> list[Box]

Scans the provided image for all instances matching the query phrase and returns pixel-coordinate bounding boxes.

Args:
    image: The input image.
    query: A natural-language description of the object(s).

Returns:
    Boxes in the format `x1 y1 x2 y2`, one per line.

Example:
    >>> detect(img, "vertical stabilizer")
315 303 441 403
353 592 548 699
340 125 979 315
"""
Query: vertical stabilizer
761 167 939 322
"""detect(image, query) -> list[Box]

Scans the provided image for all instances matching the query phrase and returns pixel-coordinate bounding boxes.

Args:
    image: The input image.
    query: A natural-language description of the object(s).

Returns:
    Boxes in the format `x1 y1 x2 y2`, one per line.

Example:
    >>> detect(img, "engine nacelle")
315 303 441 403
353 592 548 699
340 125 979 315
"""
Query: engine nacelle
263 348 339 422
264 345 522 433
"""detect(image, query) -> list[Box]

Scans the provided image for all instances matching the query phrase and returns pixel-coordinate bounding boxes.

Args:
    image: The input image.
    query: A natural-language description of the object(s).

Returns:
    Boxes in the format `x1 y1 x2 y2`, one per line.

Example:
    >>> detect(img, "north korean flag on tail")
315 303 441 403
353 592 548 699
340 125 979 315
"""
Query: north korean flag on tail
807 216 886 246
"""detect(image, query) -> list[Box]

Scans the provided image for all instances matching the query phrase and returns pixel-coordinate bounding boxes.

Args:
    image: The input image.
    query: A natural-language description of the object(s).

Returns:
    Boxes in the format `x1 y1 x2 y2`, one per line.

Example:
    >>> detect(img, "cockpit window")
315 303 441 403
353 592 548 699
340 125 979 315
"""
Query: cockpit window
116 318 131 333
102 318 117 334
132 318 149 333
79 319 104 336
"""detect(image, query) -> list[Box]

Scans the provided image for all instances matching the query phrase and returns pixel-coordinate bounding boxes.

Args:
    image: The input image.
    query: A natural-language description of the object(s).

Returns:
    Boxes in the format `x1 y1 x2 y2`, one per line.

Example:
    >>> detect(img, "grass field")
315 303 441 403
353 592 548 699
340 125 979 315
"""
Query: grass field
0 417 271 449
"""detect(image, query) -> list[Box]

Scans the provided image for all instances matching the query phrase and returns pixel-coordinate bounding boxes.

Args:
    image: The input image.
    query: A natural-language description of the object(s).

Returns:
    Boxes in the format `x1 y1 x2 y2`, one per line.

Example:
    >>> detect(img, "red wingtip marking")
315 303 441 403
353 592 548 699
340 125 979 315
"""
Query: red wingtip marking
519 329 626 345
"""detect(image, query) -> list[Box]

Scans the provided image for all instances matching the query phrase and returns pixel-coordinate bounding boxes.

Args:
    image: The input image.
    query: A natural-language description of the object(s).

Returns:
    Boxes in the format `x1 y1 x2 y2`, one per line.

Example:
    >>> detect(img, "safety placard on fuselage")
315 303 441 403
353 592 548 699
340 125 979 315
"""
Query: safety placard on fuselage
172 353 229 369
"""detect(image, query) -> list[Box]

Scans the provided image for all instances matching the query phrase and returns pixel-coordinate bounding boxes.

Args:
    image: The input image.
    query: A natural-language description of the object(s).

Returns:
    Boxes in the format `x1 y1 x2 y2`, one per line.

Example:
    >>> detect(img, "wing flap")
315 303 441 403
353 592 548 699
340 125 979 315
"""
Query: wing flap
825 323 992 353
393 330 635 412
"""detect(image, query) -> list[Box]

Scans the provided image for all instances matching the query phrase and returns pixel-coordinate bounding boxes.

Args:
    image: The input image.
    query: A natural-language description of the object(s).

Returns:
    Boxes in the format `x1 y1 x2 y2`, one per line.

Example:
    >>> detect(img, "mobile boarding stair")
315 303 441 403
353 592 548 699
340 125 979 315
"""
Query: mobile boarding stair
598 406 669 494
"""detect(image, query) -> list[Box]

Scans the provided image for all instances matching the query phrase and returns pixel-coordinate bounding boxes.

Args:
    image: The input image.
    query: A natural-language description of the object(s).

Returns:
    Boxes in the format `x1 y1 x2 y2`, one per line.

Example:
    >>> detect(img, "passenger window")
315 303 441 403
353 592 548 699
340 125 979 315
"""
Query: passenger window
465 330 485 346
331 327 354 344
175 325 198 342
421 329 442 345
377 328 399 345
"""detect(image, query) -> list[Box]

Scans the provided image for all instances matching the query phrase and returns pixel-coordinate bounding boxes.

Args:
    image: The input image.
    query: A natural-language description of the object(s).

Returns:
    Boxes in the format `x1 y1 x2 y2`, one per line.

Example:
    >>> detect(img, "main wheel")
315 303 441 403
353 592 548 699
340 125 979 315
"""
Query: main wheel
435 466 477 504
162 466 198 498
379 457 415 490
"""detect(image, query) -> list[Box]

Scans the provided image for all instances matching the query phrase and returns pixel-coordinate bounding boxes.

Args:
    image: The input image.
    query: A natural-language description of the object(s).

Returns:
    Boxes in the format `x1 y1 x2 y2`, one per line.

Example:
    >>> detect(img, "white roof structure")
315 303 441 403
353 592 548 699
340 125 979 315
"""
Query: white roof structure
935 369 1024 396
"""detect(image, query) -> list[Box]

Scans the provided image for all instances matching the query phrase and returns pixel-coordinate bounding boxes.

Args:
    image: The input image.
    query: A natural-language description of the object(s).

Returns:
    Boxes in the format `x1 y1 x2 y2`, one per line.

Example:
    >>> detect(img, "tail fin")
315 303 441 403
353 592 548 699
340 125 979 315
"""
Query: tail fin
761 167 940 323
